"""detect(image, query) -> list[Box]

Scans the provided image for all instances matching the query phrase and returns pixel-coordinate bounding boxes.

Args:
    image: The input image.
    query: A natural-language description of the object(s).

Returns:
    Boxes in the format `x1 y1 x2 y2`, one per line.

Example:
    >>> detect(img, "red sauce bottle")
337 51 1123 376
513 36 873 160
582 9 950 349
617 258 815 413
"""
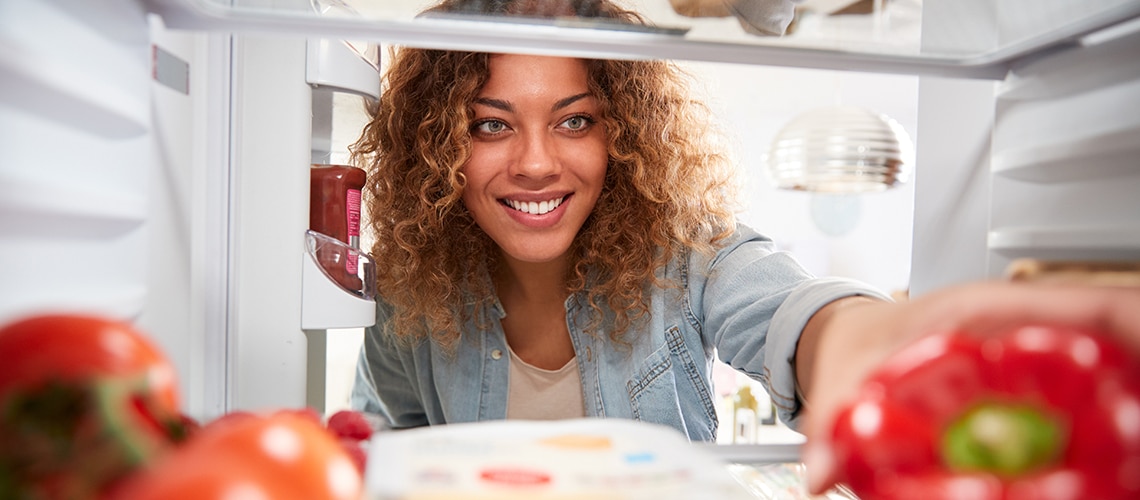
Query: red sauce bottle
310 164 367 293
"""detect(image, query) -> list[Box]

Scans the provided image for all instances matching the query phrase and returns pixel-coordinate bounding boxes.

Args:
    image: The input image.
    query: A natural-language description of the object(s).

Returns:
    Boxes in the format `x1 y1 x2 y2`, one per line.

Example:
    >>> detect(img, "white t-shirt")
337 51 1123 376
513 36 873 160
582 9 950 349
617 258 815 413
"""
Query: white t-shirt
505 344 586 420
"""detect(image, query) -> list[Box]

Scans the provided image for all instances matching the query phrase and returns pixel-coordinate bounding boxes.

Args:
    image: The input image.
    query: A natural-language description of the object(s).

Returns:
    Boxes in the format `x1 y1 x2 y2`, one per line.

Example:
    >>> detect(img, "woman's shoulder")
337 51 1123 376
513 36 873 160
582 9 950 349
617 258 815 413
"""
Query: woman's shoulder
688 221 777 263
724 221 772 245
663 221 780 282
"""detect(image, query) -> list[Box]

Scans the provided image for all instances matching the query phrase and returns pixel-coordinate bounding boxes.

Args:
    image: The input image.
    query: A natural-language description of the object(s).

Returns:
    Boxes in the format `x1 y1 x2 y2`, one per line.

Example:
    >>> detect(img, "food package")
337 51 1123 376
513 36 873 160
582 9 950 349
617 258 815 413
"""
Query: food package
364 418 758 500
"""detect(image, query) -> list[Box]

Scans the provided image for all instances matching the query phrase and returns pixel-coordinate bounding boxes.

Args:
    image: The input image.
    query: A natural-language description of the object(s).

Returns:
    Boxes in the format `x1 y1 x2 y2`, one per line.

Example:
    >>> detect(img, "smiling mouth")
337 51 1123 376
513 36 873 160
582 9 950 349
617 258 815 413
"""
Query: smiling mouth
503 196 566 215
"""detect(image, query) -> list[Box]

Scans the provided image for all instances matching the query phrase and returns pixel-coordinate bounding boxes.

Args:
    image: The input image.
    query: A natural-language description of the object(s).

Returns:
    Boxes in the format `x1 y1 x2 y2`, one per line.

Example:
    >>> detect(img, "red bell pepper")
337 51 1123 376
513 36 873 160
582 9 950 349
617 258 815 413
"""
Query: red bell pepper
829 324 1140 500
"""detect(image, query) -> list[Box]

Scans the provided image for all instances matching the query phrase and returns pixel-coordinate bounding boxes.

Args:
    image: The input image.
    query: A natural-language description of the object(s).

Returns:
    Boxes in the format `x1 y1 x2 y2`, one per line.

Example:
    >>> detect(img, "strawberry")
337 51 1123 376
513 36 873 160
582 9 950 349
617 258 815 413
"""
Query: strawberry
325 410 372 442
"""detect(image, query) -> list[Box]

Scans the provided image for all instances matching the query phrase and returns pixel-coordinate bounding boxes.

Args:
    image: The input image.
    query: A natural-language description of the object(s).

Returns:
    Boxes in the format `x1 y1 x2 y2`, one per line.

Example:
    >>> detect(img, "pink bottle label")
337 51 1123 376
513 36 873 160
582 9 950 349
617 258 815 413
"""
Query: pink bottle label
346 189 362 274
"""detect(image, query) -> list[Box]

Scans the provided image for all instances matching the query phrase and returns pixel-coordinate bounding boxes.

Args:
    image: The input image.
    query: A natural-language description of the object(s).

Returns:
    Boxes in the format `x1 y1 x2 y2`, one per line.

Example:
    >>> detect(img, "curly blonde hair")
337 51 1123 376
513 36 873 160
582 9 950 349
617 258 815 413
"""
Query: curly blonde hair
351 0 739 348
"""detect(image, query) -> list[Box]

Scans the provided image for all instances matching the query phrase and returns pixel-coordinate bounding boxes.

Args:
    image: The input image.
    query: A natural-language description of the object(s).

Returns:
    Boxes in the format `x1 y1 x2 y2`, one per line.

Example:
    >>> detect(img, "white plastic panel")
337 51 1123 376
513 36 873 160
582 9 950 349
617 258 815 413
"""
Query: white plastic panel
228 33 314 412
0 0 152 322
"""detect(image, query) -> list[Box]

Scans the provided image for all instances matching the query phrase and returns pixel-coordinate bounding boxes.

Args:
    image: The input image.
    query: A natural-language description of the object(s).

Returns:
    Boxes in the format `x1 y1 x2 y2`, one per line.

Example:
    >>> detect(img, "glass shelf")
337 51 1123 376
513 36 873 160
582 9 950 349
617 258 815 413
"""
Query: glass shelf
141 0 1140 80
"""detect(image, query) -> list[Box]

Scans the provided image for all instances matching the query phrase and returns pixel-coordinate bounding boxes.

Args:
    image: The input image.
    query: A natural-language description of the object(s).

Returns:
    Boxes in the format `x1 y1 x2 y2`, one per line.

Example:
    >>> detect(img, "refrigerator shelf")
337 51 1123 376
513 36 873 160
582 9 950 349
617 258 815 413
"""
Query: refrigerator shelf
991 124 1140 183
140 0 1140 81
989 226 1140 261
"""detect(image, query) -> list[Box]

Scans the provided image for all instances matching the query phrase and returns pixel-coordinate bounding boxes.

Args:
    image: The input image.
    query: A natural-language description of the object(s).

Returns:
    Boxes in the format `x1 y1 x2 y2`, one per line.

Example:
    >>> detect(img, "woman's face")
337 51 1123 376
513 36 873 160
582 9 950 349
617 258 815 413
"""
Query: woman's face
461 54 608 265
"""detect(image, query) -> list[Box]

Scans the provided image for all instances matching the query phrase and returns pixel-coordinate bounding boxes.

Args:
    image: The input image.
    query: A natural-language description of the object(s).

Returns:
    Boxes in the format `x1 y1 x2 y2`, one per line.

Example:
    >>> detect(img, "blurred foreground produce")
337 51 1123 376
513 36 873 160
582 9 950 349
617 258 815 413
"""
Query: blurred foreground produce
104 410 363 500
0 314 189 499
326 409 373 473
830 325 1140 500
0 313 367 500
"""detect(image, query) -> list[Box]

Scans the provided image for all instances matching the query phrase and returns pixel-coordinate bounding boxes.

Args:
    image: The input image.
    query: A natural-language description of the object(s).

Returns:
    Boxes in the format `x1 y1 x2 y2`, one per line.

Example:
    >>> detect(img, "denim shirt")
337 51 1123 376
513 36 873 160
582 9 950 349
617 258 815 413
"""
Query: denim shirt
350 224 888 441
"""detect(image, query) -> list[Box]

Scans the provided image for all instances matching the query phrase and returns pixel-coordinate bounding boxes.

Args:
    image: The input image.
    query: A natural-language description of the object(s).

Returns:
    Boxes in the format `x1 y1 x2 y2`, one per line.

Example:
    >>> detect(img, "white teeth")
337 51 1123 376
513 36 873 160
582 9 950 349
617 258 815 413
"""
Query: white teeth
507 196 564 215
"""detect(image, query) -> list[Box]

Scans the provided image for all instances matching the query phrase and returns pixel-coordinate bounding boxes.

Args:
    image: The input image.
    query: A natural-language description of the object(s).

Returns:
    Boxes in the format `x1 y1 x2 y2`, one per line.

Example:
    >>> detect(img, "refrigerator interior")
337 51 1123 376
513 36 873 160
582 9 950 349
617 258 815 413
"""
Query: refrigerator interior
2 0 1138 429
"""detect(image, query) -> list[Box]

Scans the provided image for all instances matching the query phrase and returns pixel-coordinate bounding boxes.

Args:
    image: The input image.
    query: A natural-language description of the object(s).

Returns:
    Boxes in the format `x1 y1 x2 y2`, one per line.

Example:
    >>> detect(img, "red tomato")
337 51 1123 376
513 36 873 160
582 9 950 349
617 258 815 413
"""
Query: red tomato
0 313 185 498
0 313 180 411
107 410 364 500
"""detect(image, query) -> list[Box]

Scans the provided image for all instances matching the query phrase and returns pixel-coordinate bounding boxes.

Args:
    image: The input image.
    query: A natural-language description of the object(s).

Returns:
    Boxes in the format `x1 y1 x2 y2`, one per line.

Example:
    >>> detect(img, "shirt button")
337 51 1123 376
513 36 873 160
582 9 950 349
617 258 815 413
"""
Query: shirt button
491 349 503 360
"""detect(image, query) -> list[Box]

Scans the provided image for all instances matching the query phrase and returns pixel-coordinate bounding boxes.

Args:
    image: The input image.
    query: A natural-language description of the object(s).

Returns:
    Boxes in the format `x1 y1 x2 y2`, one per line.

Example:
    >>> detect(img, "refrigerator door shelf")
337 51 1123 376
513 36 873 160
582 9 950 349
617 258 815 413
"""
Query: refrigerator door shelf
305 38 380 100
301 230 376 330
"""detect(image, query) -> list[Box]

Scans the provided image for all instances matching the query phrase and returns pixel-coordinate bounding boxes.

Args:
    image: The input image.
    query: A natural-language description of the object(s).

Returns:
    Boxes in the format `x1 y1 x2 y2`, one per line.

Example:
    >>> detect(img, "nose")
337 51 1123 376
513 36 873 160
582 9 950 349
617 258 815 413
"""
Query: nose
509 129 560 181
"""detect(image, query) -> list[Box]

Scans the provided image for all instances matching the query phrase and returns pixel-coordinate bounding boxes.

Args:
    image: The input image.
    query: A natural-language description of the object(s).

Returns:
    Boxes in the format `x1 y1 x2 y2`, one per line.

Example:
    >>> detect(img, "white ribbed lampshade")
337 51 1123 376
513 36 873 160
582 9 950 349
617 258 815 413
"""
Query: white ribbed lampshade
765 106 913 193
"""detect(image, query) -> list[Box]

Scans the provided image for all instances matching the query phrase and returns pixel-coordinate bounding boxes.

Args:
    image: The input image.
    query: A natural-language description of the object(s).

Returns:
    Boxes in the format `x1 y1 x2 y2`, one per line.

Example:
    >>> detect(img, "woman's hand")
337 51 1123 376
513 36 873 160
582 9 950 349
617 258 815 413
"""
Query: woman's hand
801 282 1140 494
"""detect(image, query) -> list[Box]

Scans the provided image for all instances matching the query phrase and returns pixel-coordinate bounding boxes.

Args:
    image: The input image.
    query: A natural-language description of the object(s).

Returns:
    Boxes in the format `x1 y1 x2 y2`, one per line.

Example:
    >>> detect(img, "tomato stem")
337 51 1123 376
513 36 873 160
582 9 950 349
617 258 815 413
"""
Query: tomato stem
942 403 1064 476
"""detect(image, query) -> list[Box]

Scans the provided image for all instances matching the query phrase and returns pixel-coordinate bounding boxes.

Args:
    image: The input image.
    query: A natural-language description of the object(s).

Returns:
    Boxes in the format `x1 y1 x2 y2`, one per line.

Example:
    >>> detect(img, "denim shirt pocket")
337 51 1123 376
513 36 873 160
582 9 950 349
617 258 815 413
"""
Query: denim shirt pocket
664 326 718 440
625 339 689 436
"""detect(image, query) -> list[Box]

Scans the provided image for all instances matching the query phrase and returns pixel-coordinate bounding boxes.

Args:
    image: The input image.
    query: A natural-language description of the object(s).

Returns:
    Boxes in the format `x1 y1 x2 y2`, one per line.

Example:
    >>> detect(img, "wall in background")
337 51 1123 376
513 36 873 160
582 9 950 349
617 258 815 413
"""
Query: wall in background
687 61 918 295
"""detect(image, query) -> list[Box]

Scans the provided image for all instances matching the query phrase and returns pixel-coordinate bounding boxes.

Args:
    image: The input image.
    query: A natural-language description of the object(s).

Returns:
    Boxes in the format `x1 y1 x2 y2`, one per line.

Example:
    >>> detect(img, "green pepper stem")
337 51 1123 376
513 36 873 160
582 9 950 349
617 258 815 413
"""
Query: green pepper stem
942 403 1064 476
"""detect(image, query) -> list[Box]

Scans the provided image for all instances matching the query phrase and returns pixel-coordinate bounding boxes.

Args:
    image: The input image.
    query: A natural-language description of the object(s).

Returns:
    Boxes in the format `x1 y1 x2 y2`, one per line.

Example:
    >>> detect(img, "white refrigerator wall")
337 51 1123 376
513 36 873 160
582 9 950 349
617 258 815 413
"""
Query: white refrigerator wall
908 0 997 296
0 0 152 321
987 27 1140 274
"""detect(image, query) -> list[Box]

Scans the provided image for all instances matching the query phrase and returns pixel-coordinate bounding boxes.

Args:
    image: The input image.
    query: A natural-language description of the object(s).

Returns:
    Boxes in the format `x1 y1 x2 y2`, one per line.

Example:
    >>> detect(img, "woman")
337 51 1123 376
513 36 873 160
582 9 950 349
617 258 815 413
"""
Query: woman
349 0 884 441
350 0 1140 495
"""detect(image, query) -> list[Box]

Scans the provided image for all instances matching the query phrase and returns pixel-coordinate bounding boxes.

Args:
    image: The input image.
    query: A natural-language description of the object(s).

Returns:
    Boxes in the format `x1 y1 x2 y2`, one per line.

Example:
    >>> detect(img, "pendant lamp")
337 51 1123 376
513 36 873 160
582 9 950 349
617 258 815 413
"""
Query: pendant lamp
765 105 913 192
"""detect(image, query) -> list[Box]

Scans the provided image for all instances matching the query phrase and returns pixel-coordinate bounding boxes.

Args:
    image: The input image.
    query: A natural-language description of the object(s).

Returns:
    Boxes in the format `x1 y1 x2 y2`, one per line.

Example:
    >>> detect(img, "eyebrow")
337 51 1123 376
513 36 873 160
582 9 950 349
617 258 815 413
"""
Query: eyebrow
472 97 512 112
472 92 593 113
552 92 591 111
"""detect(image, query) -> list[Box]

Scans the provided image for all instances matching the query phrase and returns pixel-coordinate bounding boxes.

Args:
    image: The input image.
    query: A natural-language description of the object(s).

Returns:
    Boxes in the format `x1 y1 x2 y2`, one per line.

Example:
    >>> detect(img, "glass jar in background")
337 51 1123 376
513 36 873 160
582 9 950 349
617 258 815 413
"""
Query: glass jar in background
310 164 366 294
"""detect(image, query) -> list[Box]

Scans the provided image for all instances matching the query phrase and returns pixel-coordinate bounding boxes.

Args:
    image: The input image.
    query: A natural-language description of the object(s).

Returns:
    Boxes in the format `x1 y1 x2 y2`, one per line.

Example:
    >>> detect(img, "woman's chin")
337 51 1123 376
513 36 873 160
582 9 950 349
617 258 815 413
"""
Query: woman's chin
498 242 573 266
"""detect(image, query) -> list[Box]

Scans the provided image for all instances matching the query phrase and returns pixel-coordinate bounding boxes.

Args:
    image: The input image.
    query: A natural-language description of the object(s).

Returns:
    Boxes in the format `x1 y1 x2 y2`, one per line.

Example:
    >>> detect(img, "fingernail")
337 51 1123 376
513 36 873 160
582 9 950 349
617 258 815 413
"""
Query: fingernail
802 441 835 494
